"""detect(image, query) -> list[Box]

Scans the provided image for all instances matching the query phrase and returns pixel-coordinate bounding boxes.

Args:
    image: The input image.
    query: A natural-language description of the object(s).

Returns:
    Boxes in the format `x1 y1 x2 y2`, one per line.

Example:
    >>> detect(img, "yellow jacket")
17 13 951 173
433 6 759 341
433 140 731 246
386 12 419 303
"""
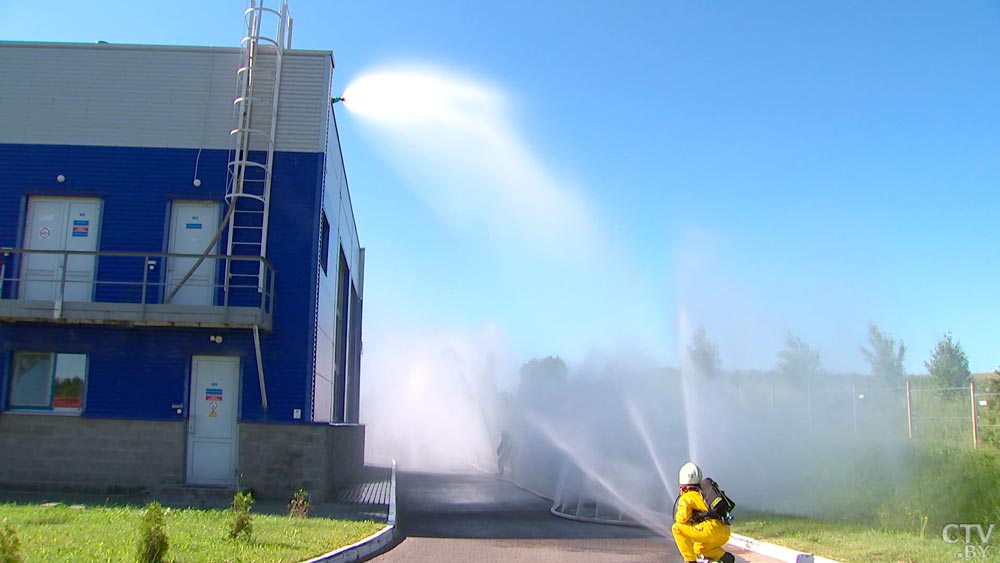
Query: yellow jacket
675 489 729 529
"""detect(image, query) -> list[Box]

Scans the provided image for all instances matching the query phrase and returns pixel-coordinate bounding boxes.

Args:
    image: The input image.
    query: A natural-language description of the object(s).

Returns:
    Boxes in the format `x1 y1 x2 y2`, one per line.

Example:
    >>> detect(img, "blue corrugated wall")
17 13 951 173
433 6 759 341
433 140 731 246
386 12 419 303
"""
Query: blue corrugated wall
0 144 324 423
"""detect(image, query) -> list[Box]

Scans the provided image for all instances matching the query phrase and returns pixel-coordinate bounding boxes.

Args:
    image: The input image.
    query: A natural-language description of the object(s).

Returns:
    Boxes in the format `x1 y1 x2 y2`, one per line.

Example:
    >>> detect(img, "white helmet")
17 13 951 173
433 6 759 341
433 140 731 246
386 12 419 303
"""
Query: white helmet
678 462 702 486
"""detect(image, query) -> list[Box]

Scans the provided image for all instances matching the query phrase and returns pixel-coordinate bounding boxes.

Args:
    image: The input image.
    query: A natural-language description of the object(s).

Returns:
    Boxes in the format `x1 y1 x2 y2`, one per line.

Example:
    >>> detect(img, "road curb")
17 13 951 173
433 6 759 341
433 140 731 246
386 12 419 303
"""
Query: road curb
728 533 841 563
301 461 399 563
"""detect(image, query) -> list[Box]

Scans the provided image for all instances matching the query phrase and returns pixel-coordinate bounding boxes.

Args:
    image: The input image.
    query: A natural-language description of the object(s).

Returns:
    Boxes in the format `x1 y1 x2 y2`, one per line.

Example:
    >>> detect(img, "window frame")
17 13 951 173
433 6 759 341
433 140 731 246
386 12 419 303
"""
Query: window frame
7 351 88 415
320 211 331 276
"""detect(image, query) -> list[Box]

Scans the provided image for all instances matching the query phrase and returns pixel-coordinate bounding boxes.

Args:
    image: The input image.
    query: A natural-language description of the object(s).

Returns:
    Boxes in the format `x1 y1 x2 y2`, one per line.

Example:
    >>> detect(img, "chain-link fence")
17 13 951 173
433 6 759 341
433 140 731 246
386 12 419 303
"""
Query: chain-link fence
907 384 969 445
906 380 1000 448
724 377 1000 449
724 377 905 439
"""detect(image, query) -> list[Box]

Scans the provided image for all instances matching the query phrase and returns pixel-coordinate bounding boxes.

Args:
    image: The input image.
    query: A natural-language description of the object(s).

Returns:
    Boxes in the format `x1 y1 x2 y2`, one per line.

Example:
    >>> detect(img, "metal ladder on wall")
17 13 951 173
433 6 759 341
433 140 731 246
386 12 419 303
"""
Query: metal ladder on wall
225 0 292 293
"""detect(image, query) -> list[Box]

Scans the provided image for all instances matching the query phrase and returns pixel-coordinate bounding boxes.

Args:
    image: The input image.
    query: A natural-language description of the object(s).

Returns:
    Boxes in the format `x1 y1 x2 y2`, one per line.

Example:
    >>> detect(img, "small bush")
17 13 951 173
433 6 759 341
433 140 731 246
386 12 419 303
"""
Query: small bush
878 445 1000 534
288 488 310 518
0 519 23 563
137 502 169 563
229 491 254 540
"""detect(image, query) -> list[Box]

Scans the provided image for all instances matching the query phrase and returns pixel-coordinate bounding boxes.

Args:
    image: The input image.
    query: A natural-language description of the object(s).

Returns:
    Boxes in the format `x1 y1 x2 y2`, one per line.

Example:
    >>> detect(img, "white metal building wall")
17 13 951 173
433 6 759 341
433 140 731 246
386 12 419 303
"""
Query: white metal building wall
0 42 332 154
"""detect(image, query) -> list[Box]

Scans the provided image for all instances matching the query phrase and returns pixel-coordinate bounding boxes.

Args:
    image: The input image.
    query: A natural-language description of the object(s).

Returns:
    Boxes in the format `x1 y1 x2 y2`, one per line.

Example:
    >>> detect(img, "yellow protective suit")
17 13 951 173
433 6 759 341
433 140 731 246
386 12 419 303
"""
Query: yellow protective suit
671 488 731 561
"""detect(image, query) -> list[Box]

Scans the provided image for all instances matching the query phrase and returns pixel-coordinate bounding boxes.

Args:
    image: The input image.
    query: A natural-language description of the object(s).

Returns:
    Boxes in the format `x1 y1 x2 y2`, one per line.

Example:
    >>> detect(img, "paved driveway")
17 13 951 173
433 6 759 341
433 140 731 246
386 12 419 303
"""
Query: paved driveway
370 471 774 563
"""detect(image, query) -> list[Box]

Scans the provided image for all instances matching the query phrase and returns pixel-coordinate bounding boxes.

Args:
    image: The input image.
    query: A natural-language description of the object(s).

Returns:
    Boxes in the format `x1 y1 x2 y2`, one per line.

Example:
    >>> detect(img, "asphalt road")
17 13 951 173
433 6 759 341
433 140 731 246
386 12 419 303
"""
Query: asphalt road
370 471 773 563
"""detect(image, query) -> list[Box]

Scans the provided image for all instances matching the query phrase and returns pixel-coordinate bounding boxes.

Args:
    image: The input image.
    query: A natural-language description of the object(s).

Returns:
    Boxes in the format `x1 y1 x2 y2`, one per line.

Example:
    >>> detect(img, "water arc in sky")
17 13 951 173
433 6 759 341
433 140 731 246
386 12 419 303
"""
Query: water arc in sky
339 66 599 263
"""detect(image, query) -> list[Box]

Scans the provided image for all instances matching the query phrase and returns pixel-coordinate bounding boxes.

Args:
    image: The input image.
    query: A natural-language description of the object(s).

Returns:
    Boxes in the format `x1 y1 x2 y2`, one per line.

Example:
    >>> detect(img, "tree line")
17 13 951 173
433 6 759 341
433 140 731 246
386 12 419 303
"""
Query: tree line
686 323 975 390
516 324 985 394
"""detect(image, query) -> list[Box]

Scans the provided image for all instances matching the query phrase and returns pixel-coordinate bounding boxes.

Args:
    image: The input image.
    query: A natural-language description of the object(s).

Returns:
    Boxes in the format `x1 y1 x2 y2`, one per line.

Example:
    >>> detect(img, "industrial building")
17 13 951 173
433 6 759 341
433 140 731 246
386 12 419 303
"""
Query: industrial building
0 3 365 499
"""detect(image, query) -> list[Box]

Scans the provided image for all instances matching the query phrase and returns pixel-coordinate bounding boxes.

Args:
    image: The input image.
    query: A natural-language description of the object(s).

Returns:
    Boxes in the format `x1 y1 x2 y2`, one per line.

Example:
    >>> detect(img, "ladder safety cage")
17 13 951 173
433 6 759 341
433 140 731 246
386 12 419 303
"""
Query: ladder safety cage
225 0 292 294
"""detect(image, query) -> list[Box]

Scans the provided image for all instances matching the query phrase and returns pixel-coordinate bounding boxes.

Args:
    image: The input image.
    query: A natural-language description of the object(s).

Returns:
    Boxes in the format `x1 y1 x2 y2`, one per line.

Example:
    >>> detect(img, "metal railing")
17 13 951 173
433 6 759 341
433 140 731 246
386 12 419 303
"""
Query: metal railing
551 462 643 527
0 248 274 330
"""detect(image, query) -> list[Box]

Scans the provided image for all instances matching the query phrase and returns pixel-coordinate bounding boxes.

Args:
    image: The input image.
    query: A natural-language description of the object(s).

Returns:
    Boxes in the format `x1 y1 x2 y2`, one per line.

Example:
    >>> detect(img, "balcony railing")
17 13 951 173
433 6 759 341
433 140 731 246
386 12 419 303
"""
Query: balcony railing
0 248 274 330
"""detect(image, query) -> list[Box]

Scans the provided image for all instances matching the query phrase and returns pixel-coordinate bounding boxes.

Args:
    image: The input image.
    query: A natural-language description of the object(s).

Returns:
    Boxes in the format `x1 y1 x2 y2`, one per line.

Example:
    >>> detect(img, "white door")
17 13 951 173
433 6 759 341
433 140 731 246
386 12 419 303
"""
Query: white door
167 201 219 305
187 356 240 486
22 197 101 302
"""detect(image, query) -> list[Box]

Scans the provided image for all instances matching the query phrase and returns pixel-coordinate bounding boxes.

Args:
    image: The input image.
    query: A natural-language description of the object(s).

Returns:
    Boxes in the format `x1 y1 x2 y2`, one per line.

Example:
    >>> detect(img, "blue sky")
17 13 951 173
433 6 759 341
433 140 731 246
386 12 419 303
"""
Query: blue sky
3 1 998 375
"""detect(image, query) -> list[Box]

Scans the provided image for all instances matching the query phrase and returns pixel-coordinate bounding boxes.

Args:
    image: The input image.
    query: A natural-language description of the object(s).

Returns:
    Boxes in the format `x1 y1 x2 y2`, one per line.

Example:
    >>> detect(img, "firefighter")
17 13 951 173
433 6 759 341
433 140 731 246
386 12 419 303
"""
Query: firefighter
671 462 735 563
496 431 516 478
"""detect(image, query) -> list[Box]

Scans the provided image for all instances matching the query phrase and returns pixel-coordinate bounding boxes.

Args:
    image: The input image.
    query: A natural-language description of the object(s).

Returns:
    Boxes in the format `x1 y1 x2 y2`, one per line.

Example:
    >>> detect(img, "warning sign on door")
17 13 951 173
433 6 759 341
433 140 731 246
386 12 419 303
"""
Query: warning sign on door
205 388 223 401
72 220 90 237
39 227 51 239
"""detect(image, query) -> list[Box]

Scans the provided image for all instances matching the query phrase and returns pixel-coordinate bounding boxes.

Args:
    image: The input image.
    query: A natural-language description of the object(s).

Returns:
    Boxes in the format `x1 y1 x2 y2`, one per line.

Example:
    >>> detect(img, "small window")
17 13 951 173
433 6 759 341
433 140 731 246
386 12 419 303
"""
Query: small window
8 352 87 413
320 211 331 275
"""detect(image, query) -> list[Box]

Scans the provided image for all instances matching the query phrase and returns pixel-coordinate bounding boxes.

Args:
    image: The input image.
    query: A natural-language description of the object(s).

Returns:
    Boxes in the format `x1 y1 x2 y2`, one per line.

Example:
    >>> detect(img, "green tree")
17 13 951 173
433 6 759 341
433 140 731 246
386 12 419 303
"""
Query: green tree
518 356 568 399
777 331 822 379
860 323 906 381
925 332 971 395
687 326 721 379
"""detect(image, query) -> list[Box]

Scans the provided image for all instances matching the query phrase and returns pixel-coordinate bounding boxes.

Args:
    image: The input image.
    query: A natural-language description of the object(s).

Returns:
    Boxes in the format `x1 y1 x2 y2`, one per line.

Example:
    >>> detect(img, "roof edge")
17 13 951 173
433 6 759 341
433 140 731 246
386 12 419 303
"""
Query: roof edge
0 40 332 57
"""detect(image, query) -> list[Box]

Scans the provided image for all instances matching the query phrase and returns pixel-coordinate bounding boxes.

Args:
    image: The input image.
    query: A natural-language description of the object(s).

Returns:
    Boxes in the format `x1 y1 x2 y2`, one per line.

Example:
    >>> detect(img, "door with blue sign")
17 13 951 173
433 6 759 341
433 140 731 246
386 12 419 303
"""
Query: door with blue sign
22 197 101 302
187 355 240 486
167 200 219 305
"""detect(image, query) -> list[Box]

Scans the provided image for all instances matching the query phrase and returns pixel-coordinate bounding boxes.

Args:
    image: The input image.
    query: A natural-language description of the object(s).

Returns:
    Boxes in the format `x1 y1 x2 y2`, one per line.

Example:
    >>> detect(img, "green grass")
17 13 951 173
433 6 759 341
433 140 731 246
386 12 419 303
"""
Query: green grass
724 435 1000 563
0 502 384 563
734 511 1000 563
735 389 1000 563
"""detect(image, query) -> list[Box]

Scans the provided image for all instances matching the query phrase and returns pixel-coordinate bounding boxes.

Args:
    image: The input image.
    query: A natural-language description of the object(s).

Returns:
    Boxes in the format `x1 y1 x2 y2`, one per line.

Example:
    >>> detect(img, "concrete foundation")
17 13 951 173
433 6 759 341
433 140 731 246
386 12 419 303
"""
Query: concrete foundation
0 414 365 500
0 414 185 491
238 422 365 501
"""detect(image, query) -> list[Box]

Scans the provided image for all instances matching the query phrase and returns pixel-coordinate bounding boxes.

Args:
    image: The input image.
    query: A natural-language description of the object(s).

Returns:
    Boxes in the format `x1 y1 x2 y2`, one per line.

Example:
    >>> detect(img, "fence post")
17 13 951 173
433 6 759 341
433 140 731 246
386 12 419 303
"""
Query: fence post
971 380 980 449
906 380 914 440
852 384 858 434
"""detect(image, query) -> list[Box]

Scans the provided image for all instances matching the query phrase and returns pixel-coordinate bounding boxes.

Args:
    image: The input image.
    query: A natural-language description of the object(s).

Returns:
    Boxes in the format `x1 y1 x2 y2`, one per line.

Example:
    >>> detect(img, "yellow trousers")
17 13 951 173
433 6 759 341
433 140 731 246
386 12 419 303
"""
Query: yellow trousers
671 520 730 561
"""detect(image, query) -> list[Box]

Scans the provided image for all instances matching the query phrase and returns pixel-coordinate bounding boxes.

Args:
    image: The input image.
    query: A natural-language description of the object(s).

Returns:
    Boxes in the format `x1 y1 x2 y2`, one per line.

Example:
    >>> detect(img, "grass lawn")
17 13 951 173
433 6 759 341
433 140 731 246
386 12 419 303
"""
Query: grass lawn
733 512 998 563
0 502 384 563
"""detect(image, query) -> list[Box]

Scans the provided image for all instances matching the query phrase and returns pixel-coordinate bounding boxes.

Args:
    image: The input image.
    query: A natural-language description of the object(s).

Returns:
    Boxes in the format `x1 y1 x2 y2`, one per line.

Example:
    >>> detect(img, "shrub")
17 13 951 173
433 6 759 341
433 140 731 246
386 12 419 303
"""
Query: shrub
136 502 169 563
288 488 310 518
229 491 254 540
0 519 22 563
878 445 1000 534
